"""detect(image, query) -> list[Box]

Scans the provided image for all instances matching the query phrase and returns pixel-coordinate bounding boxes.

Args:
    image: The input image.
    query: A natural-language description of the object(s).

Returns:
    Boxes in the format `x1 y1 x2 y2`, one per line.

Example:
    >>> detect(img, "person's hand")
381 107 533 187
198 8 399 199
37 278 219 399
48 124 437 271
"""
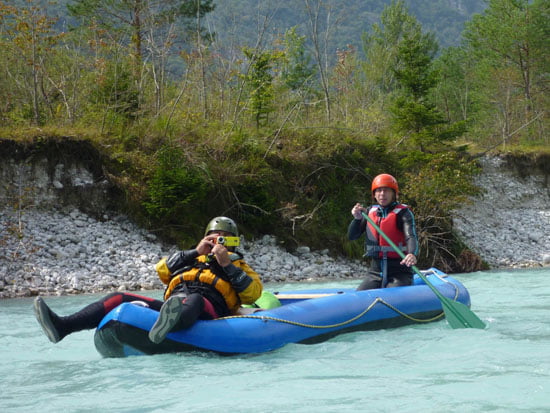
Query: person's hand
211 243 231 267
196 235 231 266
401 253 417 267
196 235 216 255
351 203 365 219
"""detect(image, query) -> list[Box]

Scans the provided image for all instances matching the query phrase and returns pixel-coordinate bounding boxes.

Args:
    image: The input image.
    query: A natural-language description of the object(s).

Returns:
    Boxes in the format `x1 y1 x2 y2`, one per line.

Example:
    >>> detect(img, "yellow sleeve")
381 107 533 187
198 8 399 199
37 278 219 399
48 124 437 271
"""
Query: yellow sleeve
155 257 173 285
235 261 263 305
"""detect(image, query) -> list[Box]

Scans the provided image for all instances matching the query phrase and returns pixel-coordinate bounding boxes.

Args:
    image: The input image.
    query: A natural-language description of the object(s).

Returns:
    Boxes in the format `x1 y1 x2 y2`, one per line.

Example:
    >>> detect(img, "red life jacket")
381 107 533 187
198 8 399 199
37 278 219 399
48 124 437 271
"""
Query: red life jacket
366 204 408 259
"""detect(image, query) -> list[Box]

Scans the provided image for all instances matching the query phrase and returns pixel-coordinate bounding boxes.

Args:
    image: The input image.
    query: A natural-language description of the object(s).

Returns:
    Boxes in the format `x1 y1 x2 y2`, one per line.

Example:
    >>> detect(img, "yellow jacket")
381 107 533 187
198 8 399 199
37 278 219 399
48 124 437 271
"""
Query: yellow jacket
155 252 262 314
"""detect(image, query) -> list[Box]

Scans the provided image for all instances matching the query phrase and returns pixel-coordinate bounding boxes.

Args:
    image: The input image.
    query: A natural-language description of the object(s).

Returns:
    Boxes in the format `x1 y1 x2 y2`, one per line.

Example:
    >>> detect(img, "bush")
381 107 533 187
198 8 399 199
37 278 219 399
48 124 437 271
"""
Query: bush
143 144 211 239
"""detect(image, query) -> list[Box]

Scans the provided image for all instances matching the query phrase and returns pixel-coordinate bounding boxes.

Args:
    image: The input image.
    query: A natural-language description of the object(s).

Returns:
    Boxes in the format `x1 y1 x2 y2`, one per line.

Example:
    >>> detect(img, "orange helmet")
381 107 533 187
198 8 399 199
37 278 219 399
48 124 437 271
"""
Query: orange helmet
371 173 399 194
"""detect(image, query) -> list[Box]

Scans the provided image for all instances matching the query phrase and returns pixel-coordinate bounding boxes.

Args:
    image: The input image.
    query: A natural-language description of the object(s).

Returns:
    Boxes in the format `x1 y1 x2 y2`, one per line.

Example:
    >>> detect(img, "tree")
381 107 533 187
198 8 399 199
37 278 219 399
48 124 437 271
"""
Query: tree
242 47 283 128
0 0 62 125
281 27 316 100
67 0 215 113
68 0 214 65
389 28 447 152
280 26 317 121
432 47 476 123
363 1 465 153
332 45 361 124
303 0 343 122
462 0 549 145
361 0 421 97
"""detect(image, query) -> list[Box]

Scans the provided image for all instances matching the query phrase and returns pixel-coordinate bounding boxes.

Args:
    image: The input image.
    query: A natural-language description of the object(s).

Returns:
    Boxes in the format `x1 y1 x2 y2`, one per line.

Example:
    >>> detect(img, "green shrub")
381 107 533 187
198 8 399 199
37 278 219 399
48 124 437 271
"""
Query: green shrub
143 145 211 232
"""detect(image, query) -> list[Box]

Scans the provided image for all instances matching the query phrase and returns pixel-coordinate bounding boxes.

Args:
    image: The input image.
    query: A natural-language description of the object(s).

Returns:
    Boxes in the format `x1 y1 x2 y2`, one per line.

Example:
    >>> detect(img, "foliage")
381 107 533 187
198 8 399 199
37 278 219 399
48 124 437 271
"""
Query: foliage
280 27 317 103
241 47 284 128
0 0 64 125
89 56 139 118
143 144 211 239
379 1 467 152
1 0 546 271
461 0 549 147
67 0 215 54
209 0 486 52
362 0 423 96
392 30 438 100
431 46 485 124
401 152 481 271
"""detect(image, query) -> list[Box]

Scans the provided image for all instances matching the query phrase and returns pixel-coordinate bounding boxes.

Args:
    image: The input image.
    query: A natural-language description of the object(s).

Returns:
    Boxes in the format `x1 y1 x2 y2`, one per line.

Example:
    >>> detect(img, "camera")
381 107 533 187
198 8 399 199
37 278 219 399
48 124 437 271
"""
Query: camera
215 236 240 247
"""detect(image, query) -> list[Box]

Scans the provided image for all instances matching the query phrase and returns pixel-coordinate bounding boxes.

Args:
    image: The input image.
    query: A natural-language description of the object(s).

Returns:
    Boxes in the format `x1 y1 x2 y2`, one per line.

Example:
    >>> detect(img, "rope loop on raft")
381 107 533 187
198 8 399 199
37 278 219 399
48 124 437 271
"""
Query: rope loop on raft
218 271 461 329
220 297 447 329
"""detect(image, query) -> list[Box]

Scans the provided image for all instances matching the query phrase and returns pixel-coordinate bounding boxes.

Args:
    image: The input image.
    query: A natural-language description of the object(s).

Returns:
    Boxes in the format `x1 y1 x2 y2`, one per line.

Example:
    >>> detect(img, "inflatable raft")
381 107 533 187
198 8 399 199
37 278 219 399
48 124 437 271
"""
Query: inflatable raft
94 268 472 357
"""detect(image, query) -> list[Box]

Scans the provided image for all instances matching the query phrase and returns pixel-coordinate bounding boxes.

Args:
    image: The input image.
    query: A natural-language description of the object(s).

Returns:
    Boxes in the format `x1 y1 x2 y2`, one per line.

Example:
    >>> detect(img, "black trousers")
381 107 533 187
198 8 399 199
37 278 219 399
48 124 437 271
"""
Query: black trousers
356 259 413 291
58 291 212 335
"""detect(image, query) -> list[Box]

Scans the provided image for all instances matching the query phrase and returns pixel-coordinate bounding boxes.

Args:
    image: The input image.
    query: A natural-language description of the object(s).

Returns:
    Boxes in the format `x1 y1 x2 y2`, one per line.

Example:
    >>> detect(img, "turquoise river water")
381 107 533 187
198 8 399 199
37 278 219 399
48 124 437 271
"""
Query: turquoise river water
1 268 549 413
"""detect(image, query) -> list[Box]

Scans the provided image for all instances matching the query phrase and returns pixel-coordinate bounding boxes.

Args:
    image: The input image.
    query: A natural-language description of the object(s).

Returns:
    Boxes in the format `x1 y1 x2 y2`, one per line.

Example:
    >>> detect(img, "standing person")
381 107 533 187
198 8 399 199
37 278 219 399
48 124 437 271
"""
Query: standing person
34 216 263 344
348 174 418 290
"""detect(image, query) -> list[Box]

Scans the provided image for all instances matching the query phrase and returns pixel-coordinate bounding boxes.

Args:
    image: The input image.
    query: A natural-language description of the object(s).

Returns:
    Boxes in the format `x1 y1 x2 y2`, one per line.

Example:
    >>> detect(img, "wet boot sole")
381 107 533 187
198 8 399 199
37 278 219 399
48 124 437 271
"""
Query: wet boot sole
148 296 184 344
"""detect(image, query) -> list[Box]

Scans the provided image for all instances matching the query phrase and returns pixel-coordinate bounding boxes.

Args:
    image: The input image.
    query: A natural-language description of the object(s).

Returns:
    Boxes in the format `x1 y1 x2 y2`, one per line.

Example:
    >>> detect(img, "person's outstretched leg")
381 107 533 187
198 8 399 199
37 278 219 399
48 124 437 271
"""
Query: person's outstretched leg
148 293 205 344
34 292 162 343
34 296 106 343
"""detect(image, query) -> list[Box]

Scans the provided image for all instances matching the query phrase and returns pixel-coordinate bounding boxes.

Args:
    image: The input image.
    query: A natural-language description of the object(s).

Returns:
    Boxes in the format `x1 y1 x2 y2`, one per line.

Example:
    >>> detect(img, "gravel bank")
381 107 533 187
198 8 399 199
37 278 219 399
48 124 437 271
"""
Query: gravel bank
0 208 366 298
1 155 549 299
452 156 550 268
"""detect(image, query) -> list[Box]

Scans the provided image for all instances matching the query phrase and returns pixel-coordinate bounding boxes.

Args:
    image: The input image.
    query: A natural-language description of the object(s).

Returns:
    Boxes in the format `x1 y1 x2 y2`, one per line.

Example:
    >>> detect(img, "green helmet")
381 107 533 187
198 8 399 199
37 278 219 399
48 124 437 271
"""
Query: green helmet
204 216 239 237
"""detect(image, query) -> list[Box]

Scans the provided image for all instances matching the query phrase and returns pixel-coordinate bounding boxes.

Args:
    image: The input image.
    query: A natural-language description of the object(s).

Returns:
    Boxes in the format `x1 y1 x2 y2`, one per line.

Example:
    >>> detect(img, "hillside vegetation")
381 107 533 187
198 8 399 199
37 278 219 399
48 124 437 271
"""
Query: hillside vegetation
209 0 487 50
0 0 548 272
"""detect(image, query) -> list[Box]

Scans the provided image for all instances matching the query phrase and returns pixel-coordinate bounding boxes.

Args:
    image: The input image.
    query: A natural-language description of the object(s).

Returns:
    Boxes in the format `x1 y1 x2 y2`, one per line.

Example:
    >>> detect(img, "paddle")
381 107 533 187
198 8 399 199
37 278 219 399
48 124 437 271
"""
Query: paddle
361 211 485 329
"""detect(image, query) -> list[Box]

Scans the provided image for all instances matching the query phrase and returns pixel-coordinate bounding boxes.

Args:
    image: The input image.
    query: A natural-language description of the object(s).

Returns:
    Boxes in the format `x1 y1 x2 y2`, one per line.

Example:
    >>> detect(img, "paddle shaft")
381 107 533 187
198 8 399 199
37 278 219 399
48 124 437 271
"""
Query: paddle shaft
360 211 423 279
360 211 485 329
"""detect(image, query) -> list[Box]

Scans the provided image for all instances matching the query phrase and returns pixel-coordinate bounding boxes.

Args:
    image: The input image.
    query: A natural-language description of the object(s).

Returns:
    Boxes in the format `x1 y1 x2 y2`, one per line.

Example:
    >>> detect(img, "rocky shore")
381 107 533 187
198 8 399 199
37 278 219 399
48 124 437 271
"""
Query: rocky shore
1 155 549 299
452 156 550 269
0 207 367 298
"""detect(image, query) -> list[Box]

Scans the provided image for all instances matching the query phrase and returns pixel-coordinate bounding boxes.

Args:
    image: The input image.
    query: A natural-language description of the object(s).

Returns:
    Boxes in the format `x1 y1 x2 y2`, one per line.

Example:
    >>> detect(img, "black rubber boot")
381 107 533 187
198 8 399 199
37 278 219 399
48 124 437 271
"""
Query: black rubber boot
148 293 205 343
34 297 65 343
34 296 105 343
